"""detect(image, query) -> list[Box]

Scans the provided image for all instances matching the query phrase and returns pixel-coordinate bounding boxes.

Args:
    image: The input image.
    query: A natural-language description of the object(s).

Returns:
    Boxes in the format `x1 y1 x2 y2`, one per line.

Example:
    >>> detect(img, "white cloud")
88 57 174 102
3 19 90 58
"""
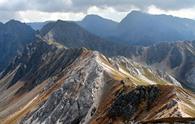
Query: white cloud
18 10 85 22
0 10 21 23
168 8 195 19
147 5 195 20
147 5 166 15
0 0 7 5
71 0 195 12
87 6 135 22
16 6 138 23
1 1 195 22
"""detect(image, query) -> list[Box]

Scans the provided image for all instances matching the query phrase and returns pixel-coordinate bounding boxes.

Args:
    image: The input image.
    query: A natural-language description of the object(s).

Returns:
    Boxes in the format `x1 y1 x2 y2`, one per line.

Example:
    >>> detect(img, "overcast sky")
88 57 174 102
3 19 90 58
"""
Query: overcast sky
1 0 195 23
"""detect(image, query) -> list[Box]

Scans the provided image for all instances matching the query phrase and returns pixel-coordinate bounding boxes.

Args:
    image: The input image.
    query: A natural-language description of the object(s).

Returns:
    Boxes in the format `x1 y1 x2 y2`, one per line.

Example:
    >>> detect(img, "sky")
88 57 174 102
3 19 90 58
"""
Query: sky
1 0 195 23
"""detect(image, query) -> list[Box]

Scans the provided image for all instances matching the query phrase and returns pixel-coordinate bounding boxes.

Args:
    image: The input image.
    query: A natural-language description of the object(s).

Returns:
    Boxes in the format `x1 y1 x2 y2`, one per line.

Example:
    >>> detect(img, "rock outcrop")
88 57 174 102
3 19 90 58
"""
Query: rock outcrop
108 85 160 121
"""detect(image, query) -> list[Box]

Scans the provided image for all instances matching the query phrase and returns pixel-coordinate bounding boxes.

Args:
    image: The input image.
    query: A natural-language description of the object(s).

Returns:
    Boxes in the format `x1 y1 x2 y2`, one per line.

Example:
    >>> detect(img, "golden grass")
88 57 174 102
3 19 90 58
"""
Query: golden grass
90 84 195 124
142 67 168 85
1 74 68 124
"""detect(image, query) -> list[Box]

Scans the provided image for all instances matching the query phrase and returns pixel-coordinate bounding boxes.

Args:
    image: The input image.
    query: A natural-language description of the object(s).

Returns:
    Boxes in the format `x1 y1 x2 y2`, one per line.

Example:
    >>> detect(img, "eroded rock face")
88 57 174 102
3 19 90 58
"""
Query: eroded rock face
110 56 182 86
0 39 84 91
108 86 160 121
186 67 195 91
20 48 108 124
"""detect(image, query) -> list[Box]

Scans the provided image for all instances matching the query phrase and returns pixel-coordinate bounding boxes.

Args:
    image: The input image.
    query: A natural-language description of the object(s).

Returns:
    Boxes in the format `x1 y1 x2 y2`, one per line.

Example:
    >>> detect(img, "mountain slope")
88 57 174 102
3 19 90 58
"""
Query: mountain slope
78 15 118 38
40 20 103 48
78 11 195 46
0 39 194 124
0 20 36 72
130 41 195 91
38 20 195 91
39 20 143 57
0 39 89 123
90 85 195 124
115 11 195 45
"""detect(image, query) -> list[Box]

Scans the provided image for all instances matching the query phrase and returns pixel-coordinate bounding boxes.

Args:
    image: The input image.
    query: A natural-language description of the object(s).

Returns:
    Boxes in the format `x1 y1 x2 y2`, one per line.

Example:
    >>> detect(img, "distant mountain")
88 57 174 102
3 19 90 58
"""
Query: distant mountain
40 20 102 48
79 11 195 46
27 11 195 46
0 20 35 72
39 20 141 57
115 11 195 45
78 15 118 38
130 41 195 91
27 21 50 30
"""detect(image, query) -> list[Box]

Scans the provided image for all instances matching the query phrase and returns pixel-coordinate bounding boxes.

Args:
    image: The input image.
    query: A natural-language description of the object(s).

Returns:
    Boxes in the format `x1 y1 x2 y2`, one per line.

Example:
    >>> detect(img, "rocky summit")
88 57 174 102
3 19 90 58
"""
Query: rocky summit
0 39 194 124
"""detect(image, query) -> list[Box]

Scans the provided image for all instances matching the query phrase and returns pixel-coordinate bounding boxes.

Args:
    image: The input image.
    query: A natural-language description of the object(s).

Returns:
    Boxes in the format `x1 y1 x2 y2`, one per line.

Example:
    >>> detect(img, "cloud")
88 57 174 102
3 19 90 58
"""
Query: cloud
18 10 85 22
1 0 195 12
71 0 195 12
0 0 73 12
15 6 133 22
0 10 21 22
87 6 138 22
1 0 195 22
147 5 195 20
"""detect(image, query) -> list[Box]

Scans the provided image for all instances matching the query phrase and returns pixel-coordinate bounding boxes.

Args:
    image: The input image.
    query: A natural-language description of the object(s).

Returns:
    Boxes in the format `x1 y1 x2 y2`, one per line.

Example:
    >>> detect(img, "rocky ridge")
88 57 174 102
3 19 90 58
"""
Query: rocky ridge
39 20 195 91
0 40 194 124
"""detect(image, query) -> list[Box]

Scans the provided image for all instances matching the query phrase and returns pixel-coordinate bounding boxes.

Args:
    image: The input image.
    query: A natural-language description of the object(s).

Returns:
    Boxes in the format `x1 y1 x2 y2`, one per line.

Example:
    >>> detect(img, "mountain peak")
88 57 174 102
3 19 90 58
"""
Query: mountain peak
124 10 148 19
84 14 102 19
5 19 24 25
0 19 36 72
40 20 79 37
56 19 69 23
83 14 107 21
40 19 108 48
82 14 117 24
129 10 145 15
79 14 118 37
53 20 77 28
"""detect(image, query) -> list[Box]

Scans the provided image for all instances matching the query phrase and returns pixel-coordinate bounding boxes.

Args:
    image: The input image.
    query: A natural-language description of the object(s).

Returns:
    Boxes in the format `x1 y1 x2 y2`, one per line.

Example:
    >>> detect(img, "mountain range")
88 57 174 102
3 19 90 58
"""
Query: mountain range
0 39 195 124
29 11 195 46
0 11 195 124
79 11 195 45
37 20 195 92
77 14 118 38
